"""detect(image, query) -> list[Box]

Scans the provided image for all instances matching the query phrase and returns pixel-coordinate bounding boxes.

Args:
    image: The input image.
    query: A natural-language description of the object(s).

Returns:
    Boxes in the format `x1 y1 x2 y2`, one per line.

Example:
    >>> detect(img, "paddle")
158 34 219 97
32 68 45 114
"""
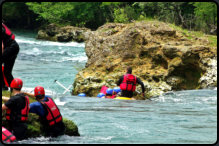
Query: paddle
54 80 72 94
135 90 152 101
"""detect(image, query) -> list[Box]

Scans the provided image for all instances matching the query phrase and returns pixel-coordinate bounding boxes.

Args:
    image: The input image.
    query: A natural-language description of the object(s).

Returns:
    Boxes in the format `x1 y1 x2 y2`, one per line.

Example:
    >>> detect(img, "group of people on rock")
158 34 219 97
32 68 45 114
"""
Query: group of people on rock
2 22 65 143
2 78 66 142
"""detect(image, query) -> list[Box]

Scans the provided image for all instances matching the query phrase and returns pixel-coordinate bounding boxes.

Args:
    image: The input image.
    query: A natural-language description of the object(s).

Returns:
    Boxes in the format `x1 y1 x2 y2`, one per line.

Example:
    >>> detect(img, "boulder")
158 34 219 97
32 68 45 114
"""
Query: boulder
36 24 91 42
72 21 217 99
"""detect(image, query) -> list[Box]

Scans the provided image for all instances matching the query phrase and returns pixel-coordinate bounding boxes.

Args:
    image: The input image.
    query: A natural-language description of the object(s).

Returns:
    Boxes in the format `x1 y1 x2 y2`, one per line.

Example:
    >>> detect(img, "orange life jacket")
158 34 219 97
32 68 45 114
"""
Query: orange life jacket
39 97 62 126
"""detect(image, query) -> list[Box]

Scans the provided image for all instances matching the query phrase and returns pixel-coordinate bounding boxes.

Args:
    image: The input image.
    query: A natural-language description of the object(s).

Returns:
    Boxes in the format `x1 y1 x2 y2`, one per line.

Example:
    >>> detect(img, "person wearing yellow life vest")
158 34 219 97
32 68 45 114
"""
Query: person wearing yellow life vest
2 78 30 141
2 23 20 91
117 67 145 98
22 86 65 137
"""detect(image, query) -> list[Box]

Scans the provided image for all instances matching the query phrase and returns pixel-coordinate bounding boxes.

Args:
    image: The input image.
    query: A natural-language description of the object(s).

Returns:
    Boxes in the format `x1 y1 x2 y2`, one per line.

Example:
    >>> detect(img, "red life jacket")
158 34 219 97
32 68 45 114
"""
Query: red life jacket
6 95 29 122
120 74 137 91
2 23 15 40
39 97 62 126
2 127 16 142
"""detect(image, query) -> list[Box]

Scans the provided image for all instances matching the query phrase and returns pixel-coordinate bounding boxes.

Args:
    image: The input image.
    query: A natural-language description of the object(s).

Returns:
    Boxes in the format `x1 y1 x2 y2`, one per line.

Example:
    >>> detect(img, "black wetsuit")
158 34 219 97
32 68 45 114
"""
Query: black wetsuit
4 93 28 141
117 73 145 97
41 120 66 137
2 26 19 87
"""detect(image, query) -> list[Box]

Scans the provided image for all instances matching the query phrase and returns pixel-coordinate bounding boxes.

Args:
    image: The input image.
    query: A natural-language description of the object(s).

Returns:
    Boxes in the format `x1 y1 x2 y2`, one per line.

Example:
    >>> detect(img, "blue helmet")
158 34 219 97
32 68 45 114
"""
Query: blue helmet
113 87 121 93
106 88 113 95
97 93 105 98
78 93 86 97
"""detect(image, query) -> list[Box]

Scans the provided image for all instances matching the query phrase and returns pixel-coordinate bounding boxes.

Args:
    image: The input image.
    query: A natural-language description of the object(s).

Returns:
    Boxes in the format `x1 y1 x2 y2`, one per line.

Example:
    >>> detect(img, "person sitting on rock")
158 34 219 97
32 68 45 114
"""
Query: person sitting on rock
22 86 65 138
117 66 145 99
2 78 30 141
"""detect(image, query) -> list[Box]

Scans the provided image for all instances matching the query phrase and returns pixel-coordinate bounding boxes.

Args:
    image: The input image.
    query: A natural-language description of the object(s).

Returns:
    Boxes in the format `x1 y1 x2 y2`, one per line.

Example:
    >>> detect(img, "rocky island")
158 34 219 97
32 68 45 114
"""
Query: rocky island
36 21 217 100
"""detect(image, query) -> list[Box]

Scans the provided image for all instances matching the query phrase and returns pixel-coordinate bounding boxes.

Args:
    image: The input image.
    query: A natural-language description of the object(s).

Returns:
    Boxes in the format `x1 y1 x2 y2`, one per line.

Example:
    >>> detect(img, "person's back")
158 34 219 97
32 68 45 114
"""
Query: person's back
2 78 29 141
117 67 145 98
2 23 15 48
24 86 65 137
38 96 65 137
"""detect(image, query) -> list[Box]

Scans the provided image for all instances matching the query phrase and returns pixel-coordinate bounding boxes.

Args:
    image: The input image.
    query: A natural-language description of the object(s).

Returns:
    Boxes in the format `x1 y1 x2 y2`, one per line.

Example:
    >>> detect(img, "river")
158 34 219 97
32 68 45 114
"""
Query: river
5 29 217 144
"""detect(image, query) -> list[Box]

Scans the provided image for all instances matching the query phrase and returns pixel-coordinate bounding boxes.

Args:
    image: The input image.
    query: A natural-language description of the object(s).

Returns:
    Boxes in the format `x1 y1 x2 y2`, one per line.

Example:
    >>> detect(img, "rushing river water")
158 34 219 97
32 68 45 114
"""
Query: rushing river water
4 29 217 144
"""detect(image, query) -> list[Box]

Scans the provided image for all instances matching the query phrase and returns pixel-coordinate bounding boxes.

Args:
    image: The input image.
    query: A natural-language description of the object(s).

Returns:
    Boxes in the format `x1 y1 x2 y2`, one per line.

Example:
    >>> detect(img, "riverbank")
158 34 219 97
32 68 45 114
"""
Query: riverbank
2 91 80 139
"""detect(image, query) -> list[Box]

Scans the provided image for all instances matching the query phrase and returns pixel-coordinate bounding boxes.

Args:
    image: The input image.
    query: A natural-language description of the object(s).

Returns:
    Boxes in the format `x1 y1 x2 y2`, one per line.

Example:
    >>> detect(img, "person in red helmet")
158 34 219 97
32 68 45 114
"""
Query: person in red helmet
22 86 65 137
2 23 20 91
2 78 30 141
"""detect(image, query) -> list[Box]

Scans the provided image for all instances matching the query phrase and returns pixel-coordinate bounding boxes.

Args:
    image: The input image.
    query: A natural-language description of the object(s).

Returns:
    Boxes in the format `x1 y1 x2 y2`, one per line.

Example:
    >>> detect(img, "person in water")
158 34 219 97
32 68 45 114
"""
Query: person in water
2 78 30 141
102 88 113 99
2 23 20 91
112 87 122 98
22 86 65 137
117 66 145 98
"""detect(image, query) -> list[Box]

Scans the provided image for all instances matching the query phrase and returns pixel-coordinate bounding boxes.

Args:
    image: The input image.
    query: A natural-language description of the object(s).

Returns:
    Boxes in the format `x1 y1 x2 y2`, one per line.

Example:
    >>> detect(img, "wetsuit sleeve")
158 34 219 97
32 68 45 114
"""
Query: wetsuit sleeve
4 97 17 109
136 77 145 93
29 102 45 117
117 75 124 86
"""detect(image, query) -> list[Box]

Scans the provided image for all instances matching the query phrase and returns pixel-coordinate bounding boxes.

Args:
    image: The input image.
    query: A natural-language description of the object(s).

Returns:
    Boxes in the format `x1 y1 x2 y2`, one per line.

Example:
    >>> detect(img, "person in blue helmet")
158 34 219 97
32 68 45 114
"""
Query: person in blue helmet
102 88 113 99
112 87 122 98
78 93 86 97
97 93 105 98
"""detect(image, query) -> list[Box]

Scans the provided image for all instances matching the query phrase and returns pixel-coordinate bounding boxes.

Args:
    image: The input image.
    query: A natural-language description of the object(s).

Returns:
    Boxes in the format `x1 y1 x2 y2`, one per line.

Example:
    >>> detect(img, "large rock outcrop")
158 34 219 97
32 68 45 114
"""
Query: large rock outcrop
37 23 91 42
72 21 217 99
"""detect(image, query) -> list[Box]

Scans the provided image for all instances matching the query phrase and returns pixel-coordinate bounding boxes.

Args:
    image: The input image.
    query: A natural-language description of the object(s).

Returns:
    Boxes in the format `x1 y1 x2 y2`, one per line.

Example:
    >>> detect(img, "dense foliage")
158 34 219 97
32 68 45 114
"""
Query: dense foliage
2 2 217 34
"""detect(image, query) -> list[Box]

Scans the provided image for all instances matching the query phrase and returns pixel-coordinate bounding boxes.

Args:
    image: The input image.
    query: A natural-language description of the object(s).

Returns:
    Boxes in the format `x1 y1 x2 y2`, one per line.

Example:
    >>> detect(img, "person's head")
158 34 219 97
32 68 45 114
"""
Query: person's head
126 66 132 74
10 78 23 93
106 88 113 97
78 93 86 97
113 87 121 95
34 86 45 100
97 93 105 98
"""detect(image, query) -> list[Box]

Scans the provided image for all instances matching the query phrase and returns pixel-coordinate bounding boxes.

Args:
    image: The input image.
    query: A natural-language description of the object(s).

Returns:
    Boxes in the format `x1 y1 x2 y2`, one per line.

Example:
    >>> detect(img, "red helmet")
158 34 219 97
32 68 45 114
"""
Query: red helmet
34 86 45 96
10 78 23 89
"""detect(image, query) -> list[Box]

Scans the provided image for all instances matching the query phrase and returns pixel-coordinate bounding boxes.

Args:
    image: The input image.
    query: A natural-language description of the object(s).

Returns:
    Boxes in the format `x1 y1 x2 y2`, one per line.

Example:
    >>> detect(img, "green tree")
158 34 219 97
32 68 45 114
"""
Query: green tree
101 2 139 23
26 2 113 29
191 2 217 25
2 2 40 29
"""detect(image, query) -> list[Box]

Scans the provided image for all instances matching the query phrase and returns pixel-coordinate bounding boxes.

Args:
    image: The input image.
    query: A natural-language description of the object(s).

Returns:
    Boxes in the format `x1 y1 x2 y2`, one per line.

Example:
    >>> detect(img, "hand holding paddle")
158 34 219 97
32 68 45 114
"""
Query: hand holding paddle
135 90 152 101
